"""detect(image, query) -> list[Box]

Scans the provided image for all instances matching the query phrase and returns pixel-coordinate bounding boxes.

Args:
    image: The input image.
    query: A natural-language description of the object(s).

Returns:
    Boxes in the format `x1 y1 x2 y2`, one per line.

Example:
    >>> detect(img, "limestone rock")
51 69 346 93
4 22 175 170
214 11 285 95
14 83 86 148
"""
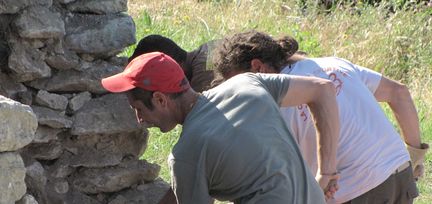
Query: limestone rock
45 49 80 71
56 0 78 4
13 6 65 39
26 60 122 94
0 20 10 68
31 105 72 128
48 152 76 178
25 160 48 190
0 96 37 151
0 152 26 203
62 132 148 167
71 94 141 135
33 125 63 143
64 13 135 56
7 34 51 82
72 159 160 194
68 91 91 112
0 71 27 100
16 194 39 204
35 90 68 111
23 140 64 160
0 0 52 14
16 90 34 106
109 179 170 204
67 0 127 15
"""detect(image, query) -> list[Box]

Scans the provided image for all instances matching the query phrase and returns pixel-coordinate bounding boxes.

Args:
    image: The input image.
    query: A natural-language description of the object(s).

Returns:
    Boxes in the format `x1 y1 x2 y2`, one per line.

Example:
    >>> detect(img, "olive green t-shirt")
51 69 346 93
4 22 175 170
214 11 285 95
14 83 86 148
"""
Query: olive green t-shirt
185 40 222 92
169 73 325 204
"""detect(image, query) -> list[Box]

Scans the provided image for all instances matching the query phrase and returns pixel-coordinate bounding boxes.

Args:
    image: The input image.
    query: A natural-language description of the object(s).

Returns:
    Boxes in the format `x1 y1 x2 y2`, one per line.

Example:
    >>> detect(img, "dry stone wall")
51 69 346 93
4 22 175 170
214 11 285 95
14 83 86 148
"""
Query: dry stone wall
0 0 169 203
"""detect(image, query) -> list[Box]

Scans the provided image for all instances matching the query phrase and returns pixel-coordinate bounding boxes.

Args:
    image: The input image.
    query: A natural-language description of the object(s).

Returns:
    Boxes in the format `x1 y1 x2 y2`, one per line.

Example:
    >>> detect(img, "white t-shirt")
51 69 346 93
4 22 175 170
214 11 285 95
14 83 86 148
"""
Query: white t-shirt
280 57 410 203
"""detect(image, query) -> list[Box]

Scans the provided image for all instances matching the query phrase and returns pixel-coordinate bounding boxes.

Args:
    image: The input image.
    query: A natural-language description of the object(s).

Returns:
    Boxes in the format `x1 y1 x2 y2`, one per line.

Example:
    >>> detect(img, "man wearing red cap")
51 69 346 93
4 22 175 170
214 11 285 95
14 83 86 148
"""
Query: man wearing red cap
101 52 340 204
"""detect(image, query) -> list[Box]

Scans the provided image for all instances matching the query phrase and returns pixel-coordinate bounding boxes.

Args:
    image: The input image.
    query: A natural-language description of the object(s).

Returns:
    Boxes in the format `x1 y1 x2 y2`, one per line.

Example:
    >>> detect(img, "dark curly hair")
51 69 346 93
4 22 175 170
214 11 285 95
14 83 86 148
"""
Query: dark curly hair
213 30 298 79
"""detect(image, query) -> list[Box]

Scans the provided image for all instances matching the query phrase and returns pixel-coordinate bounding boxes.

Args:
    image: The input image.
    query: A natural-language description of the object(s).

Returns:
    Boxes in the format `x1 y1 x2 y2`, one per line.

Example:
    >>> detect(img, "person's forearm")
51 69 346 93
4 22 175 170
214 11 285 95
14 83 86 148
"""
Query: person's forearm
307 83 339 175
387 85 421 148
158 188 177 204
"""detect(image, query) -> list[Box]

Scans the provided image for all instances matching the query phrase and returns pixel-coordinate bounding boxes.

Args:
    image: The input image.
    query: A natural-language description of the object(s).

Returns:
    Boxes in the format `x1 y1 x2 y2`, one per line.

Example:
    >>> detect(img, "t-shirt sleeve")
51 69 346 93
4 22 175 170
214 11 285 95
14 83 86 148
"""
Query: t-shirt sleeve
255 73 291 105
168 155 213 204
352 64 382 94
189 44 215 92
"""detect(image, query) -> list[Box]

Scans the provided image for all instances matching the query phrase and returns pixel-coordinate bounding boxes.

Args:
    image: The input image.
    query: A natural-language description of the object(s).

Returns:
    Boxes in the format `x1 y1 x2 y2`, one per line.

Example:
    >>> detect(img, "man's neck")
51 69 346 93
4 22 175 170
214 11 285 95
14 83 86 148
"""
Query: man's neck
176 89 200 124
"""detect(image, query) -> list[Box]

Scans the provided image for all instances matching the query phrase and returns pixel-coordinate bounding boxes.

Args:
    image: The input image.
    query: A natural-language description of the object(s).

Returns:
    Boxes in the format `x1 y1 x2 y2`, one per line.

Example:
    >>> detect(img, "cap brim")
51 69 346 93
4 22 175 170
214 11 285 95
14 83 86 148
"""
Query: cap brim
101 74 136 93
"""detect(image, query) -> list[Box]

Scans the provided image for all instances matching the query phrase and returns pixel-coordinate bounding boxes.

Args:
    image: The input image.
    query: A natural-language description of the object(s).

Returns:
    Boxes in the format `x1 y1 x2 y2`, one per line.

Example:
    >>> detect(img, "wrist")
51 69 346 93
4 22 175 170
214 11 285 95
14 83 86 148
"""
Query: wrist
406 142 421 149
319 172 339 176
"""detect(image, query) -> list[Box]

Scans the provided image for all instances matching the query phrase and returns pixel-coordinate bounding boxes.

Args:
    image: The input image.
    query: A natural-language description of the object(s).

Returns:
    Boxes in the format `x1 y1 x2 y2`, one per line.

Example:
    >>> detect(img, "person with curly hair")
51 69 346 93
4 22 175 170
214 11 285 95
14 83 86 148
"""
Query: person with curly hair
213 30 428 204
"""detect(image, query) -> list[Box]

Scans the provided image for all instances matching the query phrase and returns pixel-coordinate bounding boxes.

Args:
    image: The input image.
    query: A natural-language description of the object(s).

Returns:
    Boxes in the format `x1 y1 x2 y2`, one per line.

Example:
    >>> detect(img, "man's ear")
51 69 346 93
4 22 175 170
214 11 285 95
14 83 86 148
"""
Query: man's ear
152 91 169 108
250 59 264 73
251 59 278 73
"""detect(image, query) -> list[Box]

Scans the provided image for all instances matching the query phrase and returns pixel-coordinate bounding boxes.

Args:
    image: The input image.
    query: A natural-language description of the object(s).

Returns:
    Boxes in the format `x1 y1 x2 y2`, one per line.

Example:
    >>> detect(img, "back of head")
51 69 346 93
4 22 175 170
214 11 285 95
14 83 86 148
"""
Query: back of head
212 30 298 79
129 35 188 63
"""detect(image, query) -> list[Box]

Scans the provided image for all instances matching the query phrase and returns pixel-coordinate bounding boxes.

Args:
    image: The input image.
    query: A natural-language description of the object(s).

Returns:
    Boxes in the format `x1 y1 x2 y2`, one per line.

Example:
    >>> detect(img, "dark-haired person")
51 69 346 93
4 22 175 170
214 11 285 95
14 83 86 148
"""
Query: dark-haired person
130 34 219 92
101 52 340 204
212 30 429 204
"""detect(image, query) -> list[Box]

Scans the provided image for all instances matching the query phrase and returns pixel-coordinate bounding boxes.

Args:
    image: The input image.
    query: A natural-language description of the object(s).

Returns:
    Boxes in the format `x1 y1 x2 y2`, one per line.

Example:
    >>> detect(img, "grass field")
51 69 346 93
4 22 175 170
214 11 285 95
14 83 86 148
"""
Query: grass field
125 0 432 203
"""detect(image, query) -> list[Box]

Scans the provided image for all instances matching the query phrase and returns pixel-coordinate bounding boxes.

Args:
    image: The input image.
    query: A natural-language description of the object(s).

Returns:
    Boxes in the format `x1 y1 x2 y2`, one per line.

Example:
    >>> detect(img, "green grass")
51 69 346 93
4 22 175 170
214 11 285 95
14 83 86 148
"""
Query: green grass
126 0 432 203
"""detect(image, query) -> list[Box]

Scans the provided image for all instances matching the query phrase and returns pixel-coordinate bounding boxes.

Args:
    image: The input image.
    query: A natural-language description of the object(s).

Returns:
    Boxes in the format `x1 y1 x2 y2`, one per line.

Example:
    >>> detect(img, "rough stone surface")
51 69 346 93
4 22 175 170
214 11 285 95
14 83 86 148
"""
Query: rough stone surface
0 17 10 68
0 152 26 204
24 160 48 190
13 6 65 39
22 140 64 160
33 125 63 143
0 96 37 151
109 179 170 204
7 34 51 82
35 90 69 111
67 0 127 15
61 132 148 168
27 60 122 94
64 13 135 55
0 71 27 100
71 94 141 135
16 194 39 204
45 47 81 71
31 105 73 129
0 1 166 203
47 152 76 178
0 0 52 14
71 159 160 194
53 180 69 194
16 90 34 106
68 91 91 112
56 0 78 4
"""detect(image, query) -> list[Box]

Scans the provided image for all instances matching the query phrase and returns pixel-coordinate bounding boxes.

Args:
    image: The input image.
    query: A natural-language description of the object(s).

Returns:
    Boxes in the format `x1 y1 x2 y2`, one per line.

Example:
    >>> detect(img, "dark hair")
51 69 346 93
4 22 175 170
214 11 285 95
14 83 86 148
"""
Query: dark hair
213 30 298 79
128 88 187 110
129 35 188 63
128 88 155 110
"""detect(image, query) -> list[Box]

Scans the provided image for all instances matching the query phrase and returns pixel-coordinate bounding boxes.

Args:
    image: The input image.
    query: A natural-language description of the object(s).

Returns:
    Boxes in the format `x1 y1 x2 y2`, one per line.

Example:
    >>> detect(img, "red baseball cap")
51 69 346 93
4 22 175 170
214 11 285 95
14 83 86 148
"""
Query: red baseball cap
101 52 190 93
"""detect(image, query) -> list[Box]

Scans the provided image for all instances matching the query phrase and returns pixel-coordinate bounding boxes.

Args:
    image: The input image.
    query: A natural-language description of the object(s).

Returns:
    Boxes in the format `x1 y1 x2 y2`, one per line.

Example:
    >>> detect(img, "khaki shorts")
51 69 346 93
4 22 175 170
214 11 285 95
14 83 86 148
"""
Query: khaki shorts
343 163 418 204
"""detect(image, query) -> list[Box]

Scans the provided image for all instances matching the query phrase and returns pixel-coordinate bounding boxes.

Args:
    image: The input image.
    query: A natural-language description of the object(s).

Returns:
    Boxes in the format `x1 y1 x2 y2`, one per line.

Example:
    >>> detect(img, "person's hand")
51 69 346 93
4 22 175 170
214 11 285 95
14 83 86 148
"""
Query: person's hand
316 172 340 200
406 143 429 180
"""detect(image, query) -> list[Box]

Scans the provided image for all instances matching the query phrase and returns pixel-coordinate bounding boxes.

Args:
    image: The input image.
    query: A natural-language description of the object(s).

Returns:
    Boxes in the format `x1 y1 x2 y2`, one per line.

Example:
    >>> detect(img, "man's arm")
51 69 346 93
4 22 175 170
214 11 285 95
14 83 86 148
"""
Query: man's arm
374 76 428 178
374 76 420 147
280 75 340 198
